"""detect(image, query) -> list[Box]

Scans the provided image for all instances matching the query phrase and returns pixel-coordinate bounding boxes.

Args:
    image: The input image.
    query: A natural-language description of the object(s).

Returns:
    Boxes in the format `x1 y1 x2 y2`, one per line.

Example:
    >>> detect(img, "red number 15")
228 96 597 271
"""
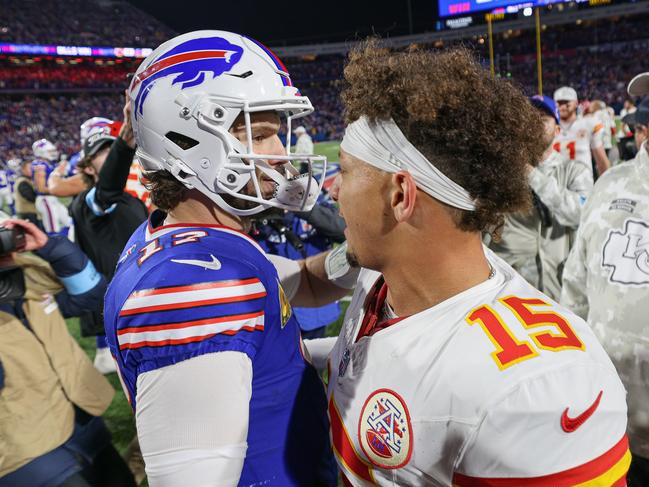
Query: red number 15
467 296 585 370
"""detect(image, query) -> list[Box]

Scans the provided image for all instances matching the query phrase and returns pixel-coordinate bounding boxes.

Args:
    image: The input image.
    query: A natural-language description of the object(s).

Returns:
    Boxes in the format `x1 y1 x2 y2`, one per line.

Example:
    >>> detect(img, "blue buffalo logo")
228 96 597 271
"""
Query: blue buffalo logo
132 37 244 118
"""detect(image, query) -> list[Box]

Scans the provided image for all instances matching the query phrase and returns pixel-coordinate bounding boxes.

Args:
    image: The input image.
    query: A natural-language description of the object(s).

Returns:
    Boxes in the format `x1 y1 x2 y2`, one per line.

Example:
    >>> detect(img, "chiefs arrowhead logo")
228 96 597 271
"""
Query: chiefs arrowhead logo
602 219 649 285
358 389 413 469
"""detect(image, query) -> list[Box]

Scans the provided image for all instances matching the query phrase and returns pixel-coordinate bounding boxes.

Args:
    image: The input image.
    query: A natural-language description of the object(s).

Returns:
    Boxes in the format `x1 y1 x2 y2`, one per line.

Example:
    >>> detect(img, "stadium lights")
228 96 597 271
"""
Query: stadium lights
0 43 152 58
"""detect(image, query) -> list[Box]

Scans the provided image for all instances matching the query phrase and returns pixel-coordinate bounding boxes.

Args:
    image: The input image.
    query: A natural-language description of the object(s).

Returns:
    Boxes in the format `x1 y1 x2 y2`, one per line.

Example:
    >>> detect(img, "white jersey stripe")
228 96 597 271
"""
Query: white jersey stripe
118 313 265 349
121 281 266 314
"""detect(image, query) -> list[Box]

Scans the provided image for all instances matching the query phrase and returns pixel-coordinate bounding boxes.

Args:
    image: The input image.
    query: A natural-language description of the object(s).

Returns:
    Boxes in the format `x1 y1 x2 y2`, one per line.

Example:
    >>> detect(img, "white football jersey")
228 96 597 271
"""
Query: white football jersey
554 115 604 172
327 249 629 486
125 161 151 209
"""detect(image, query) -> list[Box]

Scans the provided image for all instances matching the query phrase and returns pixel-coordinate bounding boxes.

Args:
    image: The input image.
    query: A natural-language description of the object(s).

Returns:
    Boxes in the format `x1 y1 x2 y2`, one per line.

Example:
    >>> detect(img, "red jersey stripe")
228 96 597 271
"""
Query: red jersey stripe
119 291 267 316
119 324 264 350
329 395 376 484
128 278 260 299
453 434 629 486
117 310 264 335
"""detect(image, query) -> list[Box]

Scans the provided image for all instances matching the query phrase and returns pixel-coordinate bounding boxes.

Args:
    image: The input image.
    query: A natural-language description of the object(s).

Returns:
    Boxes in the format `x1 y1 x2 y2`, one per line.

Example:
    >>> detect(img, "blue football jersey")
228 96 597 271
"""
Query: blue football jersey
0 170 8 190
31 159 55 195
104 213 335 486
67 152 81 176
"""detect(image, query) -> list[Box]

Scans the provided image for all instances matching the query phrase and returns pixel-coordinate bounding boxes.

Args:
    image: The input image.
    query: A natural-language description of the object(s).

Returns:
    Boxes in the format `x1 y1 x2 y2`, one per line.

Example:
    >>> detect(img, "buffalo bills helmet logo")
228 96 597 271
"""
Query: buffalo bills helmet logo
132 37 245 118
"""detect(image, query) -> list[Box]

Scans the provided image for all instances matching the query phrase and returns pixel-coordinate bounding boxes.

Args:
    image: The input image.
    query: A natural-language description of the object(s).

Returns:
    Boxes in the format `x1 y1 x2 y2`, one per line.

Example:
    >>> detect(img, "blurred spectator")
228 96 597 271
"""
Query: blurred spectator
0 218 135 487
0 11 648 154
293 125 314 155
252 198 342 339
69 96 147 372
12 159 38 225
0 94 123 160
490 95 593 299
561 82 649 485
0 0 175 47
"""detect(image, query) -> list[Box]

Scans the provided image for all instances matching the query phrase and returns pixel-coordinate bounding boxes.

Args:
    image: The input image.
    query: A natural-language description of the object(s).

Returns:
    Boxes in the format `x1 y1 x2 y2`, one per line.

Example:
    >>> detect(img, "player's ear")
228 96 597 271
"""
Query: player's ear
390 171 417 223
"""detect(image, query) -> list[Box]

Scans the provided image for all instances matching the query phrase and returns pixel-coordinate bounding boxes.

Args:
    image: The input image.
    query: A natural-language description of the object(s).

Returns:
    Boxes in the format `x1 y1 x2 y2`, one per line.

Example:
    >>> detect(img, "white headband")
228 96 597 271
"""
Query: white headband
340 116 476 211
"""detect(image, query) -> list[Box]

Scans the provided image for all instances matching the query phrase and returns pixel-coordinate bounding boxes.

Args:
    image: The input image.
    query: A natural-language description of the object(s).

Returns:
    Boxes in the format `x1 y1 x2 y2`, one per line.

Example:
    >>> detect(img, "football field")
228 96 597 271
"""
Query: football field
314 140 341 163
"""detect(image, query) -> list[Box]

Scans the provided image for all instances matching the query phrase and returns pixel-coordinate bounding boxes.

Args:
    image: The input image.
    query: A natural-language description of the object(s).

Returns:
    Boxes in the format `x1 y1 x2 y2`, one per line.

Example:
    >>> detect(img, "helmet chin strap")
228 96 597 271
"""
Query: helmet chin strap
254 160 319 211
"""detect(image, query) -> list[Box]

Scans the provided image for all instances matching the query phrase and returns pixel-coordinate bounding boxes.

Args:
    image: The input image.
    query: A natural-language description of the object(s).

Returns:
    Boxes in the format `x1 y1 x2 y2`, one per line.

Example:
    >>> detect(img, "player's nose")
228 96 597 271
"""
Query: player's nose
267 135 286 168
330 174 341 202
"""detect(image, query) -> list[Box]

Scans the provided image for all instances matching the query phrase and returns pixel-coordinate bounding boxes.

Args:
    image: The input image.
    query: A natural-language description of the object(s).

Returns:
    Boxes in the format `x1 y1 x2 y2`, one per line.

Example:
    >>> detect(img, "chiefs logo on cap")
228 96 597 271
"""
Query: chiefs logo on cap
358 388 413 469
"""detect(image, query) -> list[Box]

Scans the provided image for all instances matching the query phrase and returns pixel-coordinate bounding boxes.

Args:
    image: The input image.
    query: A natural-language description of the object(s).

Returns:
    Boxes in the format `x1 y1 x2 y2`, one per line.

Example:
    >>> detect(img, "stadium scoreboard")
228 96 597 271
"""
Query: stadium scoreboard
435 0 621 30
438 0 588 17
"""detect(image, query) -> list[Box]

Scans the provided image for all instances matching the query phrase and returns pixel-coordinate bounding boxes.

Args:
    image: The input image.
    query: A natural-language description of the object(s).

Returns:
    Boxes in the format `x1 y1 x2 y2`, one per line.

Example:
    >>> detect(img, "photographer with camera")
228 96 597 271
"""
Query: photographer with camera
0 218 136 487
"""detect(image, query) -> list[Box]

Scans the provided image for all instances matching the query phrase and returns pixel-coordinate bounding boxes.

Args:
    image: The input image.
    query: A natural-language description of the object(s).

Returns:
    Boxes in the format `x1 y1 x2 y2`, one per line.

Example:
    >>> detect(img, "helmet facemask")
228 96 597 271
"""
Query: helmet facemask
137 91 327 217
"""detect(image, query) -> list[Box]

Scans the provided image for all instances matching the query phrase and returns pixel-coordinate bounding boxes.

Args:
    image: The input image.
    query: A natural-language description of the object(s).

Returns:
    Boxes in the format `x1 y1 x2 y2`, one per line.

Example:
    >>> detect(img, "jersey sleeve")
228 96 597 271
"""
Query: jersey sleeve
114 251 268 377
528 160 593 228
453 362 629 486
590 119 605 149
560 206 593 320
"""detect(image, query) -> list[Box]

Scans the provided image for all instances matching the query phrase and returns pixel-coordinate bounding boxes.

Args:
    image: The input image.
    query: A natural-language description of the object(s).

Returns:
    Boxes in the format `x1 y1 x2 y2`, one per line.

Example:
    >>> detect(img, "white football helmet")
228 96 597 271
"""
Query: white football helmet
129 30 326 216
80 117 113 146
7 158 21 171
32 138 59 162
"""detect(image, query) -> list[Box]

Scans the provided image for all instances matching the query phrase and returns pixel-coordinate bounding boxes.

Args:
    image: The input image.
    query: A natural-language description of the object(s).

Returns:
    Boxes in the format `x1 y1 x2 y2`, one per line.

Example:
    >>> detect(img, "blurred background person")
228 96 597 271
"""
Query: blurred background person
561 72 649 486
293 125 314 156
252 159 345 339
490 95 593 300
553 86 611 179
31 138 72 236
69 96 147 374
0 218 135 487
12 159 39 226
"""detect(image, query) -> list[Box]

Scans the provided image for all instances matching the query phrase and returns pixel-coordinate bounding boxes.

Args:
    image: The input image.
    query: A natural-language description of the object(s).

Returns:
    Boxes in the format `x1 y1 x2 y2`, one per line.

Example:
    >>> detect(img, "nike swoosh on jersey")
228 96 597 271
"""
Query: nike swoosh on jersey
171 255 222 270
561 390 603 433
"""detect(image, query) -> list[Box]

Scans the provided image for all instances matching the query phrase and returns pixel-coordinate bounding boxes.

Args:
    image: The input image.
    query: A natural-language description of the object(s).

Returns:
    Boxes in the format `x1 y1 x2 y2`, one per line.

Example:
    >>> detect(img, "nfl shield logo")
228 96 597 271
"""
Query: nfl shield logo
338 348 351 377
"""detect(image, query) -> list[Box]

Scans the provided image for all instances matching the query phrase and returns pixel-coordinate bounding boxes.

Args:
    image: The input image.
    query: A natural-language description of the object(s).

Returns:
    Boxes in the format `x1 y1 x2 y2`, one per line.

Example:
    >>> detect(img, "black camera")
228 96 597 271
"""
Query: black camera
0 226 26 256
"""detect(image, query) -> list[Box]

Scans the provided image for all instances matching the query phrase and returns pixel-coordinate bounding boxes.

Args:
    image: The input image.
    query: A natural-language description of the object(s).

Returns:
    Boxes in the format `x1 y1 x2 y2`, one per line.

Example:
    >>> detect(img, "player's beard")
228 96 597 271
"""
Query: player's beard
223 169 277 212
220 169 279 232
346 249 360 268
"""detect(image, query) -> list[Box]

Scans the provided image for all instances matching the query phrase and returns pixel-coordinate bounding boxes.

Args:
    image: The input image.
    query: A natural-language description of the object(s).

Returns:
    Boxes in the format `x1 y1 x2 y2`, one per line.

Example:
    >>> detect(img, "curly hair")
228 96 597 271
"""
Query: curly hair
75 154 96 187
145 170 257 212
342 41 546 234
144 170 188 211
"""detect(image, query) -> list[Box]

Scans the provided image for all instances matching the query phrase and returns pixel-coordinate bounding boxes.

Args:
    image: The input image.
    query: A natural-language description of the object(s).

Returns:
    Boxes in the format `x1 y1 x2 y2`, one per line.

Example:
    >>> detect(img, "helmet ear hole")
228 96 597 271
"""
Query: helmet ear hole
165 131 199 150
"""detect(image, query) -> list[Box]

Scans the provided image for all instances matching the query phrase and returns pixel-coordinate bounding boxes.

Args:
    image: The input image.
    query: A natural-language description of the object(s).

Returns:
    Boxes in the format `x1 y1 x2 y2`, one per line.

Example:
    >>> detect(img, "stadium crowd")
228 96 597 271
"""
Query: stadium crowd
1 13 648 147
0 94 122 160
0 0 174 47
1 3 649 487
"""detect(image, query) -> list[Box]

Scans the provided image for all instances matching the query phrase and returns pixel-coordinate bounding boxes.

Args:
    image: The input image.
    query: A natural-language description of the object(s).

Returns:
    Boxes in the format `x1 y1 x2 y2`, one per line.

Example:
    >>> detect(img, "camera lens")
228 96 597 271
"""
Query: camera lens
0 227 26 256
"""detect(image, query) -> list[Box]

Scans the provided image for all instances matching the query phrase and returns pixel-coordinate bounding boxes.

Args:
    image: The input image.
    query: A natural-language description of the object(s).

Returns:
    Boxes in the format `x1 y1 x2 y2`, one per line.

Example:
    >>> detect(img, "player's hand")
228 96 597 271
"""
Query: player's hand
1 218 48 251
51 161 68 179
120 89 136 149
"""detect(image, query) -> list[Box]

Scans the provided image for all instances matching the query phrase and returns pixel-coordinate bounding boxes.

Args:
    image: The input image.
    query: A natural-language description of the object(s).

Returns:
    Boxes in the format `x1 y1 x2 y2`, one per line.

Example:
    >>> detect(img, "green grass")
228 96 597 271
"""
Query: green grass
314 140 341 163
